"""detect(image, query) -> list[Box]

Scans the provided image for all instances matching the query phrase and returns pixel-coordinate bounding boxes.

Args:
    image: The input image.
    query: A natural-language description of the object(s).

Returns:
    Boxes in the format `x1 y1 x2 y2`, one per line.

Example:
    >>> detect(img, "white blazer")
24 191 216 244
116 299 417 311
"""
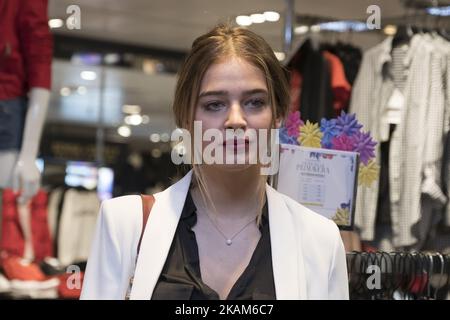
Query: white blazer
80 170 349 300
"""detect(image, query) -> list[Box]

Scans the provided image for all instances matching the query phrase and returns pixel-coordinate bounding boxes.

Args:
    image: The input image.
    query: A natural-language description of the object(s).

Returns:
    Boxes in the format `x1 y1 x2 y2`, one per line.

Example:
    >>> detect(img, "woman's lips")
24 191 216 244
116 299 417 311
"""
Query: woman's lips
223 138 249 147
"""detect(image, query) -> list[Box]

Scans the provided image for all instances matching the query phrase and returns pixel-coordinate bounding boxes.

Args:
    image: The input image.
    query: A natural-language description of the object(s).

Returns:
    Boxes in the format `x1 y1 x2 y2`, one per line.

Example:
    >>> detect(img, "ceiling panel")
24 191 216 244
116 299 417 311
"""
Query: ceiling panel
49 60 177 139
48 0 406 52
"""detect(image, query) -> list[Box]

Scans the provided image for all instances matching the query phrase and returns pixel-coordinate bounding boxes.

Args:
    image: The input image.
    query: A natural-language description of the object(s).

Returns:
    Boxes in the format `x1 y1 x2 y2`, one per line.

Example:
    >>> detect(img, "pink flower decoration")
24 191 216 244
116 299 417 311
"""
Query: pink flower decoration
331 134 355 152
285 111 304 138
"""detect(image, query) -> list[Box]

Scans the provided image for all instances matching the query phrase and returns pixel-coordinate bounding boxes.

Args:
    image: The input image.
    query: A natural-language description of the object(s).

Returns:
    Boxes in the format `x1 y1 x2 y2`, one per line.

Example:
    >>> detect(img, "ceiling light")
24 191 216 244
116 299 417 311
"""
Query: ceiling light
250 13 265 24
122 105 141 114
294 25 309 34
264 11 280 22
310 25 321 33
118 126 131 138
48 19 64 29
104 53 120 65
236 15 252 26
142 115 150 124
124 114 143 126
160 133 170 142
383 24 397 36
80 71 97 81
319 21 368 32
150 133 161 143
60 87 71 96
427 6 450 16
77 86 87 95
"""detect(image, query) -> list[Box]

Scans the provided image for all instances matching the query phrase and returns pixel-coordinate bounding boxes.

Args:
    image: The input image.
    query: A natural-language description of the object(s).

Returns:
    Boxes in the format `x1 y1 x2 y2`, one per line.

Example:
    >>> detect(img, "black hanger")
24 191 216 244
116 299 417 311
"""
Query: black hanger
392 24 414 49
403 252 416 300
432 253 446 300
380 252 394 299
391 252 404 299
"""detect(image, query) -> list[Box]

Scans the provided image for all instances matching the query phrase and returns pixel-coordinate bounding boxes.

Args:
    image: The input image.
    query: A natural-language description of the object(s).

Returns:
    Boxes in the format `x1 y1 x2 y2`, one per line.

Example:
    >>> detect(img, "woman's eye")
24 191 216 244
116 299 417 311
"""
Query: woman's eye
245 98 266 109
203 101 225 111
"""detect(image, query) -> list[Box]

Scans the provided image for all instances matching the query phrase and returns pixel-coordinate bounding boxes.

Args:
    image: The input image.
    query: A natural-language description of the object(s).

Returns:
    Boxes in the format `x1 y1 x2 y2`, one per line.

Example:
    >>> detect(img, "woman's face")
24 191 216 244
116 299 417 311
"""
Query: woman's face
194 56 277 171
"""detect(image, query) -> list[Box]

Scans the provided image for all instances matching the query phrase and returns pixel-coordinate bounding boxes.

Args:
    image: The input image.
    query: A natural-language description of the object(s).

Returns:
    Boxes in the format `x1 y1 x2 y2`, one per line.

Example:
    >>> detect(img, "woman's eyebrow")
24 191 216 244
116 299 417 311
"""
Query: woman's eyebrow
198 89 268 98
198 90 227 98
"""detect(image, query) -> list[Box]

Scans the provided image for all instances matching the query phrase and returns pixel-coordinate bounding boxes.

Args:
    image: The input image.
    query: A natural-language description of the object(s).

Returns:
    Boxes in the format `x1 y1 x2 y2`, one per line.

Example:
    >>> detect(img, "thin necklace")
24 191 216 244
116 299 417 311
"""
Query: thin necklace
202 210 257 246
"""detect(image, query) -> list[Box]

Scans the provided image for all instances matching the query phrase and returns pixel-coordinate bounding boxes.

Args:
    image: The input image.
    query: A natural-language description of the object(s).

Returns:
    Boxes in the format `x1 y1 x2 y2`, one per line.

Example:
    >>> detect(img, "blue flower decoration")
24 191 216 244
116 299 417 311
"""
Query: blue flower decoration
320 118 339 149
279 127 299 145
335 111 363 137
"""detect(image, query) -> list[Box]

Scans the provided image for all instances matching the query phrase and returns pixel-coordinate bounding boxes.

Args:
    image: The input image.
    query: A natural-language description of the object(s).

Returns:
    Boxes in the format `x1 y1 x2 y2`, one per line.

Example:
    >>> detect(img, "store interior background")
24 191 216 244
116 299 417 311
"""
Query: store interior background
2 0 450 299
43 0 408 197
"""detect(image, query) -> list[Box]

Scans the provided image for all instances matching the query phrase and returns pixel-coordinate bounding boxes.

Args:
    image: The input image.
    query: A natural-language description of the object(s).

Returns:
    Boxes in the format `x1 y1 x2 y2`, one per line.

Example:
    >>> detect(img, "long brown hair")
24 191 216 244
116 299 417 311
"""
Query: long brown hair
172 23 290 223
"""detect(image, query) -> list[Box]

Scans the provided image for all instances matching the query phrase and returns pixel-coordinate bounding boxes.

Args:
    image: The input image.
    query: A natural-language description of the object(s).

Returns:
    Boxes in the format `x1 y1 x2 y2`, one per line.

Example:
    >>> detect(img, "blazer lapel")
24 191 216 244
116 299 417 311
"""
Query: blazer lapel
130 171 307 299
130 170 193 299
266 184 307 299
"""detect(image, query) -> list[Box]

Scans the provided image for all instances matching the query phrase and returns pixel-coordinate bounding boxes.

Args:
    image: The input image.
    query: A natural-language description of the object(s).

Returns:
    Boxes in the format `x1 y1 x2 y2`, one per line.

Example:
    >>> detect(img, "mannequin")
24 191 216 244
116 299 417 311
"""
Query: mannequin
0 88 49 203
0 0 53 261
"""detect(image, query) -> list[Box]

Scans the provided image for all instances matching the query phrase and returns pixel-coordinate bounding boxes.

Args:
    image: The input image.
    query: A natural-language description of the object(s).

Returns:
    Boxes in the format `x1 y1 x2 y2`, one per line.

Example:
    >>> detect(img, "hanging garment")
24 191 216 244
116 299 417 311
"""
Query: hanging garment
0 190 24 257
288 39 334 123
441 36 450 229
30 190 53 262
324 41 363 86
289 70 302 113
47 187 63 240
323 51 352 115
444 132 450 227
350 34 448 249
0 189 53 261
57 189 100 266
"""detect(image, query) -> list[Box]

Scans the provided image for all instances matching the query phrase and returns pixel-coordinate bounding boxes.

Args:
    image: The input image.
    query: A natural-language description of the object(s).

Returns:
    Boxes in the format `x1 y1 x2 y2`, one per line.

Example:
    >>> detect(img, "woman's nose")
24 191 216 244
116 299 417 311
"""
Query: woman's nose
224 103 247 129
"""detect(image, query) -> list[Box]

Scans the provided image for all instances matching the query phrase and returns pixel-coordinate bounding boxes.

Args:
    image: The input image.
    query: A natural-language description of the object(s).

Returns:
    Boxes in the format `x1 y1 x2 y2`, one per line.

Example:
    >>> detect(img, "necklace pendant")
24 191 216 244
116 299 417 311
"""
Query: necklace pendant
226 239 232 246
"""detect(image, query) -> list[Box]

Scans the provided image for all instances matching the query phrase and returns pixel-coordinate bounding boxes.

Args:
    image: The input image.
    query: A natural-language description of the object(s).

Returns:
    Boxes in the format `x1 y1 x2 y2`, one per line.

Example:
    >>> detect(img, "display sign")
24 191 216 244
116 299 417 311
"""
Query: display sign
275 144 359 229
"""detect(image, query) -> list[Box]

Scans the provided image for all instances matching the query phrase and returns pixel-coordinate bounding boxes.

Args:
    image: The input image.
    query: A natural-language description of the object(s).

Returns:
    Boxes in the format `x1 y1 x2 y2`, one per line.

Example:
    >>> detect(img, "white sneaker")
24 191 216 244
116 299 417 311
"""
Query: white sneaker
0 273 11 293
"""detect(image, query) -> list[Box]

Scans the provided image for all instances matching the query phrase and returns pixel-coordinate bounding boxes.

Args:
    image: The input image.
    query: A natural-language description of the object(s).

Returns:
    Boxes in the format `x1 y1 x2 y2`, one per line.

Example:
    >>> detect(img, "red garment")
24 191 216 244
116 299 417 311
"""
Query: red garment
0 189 53 262
289 70 302 113
30 190 53 261
323 51 351 115
0 189 24 257
0 0 53 100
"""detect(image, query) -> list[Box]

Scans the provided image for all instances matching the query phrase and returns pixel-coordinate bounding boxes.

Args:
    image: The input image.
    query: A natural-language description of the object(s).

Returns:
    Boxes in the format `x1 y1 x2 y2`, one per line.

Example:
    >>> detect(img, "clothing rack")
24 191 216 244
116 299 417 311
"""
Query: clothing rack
347 251 450 300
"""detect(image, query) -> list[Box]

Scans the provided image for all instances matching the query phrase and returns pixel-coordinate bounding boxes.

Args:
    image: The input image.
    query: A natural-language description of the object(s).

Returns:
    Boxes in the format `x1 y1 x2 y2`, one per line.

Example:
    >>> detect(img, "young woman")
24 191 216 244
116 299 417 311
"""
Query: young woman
80 24 349 300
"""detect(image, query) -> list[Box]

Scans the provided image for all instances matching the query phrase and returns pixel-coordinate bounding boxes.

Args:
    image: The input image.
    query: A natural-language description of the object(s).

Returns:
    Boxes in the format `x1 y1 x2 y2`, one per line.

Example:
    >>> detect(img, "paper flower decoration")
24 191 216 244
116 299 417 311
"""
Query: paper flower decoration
358 159 379 187
332 208 350 226
335 111 363 137
331 134 355 152
320 118 339 149
298 120 323 148
279 110 378 188
279 127 299 145
352 131 376 165
285 111 304 138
